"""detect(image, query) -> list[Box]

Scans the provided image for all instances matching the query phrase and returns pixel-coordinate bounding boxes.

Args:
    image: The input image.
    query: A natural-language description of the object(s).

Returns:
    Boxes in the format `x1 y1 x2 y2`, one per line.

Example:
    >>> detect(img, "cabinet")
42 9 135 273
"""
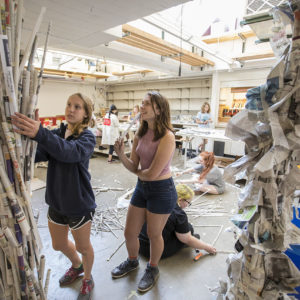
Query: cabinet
218 87 251 124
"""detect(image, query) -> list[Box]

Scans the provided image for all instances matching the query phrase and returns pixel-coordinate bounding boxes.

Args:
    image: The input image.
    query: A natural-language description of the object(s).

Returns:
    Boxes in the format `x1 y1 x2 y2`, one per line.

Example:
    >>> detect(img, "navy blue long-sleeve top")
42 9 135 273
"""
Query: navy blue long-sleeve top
34 123 96 217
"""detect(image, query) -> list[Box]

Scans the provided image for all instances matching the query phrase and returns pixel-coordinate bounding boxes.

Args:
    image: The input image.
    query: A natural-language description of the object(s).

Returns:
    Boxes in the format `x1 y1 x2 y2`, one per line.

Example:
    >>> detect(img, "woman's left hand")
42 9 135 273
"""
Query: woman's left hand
114 137 124 156
11 110 41 138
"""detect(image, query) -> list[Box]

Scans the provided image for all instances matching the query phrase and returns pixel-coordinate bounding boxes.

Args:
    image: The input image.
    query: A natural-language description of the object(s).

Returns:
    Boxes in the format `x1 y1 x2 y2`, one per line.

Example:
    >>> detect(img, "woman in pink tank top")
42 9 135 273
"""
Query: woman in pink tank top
111 91 177 292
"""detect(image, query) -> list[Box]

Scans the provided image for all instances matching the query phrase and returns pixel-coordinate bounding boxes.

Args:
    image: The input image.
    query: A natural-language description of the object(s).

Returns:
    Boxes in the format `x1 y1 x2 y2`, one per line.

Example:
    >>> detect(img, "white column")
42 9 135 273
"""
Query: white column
210 71 220 129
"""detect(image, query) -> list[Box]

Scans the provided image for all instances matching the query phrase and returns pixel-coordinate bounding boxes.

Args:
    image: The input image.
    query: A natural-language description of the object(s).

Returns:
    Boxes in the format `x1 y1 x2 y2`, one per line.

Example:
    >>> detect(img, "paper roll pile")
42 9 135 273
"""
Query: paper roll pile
0 1 51 299
215 1 300 299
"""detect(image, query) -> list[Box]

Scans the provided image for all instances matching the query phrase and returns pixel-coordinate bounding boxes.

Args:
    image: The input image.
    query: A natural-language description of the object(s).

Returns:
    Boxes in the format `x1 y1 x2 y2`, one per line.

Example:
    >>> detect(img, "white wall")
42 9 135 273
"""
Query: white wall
37 79 106 117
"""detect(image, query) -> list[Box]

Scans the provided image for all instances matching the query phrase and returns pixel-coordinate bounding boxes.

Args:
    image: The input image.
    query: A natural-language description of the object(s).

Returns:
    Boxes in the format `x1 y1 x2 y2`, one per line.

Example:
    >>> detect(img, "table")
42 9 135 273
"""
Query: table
176 127 245 167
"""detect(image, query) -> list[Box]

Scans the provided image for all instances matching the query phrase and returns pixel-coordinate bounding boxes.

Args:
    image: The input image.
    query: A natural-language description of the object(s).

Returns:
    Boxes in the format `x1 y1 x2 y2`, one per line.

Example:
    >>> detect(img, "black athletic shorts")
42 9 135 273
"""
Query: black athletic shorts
47 207 95 231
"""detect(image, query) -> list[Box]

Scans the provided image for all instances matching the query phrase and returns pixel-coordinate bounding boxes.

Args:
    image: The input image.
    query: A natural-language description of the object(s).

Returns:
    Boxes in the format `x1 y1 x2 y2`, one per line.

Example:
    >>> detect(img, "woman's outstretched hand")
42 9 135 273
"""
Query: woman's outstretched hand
11 109 41 138
114 137 125 156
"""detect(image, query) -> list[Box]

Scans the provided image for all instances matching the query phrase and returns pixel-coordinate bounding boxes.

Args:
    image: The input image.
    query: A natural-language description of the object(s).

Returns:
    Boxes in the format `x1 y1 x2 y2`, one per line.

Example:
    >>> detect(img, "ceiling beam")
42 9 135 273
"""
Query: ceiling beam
112 70 152 76
202 30 256 44
36 67 110 79
233 51 274 61
141 16 233 65
118 24 215 67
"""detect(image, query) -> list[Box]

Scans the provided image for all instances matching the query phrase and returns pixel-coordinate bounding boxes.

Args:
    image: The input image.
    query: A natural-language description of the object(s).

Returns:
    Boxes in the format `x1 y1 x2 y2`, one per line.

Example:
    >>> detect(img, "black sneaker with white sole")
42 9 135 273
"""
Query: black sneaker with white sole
111 258 139 278
137 263 159 293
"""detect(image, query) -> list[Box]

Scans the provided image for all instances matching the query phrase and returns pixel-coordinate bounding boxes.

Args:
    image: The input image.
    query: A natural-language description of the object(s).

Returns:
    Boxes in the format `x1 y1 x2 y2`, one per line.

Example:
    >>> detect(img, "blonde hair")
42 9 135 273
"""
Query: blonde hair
133 105 140 113
68 93 93 137
176 184 194 204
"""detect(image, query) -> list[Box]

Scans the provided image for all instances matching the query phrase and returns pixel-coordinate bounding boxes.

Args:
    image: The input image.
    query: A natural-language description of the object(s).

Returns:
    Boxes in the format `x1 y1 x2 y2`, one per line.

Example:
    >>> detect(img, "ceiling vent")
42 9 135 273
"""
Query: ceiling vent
246 0 286 14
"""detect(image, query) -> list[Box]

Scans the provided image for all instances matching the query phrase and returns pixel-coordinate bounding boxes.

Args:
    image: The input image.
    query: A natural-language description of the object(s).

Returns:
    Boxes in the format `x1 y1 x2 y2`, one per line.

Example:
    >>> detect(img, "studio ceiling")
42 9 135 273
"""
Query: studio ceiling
22 0 190 73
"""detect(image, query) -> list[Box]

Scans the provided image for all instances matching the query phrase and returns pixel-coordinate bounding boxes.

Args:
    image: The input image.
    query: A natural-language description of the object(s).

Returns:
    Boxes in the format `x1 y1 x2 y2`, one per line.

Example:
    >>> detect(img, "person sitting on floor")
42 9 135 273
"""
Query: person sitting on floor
138 184 216 259
176 151 225 195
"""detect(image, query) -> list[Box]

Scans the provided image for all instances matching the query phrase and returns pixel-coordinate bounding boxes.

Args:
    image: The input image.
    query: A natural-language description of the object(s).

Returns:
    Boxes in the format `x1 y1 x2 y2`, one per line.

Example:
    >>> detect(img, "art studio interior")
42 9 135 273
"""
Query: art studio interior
1 0 300 299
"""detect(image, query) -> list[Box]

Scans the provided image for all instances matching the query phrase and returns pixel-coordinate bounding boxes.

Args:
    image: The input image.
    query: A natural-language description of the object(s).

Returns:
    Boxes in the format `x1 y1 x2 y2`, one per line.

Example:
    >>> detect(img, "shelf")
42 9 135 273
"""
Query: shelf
218 117 231 123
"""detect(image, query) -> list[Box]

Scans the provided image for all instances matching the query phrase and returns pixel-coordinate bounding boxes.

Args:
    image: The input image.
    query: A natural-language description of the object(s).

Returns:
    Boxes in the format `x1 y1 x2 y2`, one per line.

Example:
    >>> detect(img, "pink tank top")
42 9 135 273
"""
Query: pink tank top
136 129 173 177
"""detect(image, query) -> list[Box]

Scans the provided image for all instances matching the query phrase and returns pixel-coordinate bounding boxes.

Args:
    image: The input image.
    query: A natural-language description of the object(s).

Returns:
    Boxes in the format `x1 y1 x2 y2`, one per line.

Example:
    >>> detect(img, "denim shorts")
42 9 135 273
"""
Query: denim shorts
130 177 177 214
47 207 95 231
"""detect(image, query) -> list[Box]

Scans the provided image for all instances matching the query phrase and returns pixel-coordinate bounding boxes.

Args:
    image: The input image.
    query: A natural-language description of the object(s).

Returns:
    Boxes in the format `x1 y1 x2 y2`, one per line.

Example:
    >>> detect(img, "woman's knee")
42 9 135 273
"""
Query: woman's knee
76 243 92 255
124 228 139 241
147 230 162 241
52 240 67 251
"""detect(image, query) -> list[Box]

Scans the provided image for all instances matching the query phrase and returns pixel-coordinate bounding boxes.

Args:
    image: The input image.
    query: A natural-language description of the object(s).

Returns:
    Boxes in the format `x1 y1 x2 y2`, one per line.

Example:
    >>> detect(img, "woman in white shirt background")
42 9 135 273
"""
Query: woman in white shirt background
102 104 120 163
196 102 213 152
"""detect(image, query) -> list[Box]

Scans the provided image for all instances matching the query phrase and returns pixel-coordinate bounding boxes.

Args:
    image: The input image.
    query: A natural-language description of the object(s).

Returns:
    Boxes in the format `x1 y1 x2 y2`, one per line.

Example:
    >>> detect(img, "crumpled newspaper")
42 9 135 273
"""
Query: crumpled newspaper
216 2 300 299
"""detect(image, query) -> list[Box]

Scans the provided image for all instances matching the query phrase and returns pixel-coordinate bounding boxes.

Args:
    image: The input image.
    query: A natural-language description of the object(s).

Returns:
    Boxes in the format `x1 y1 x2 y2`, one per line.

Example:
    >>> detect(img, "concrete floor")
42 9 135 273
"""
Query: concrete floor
31 152 239 300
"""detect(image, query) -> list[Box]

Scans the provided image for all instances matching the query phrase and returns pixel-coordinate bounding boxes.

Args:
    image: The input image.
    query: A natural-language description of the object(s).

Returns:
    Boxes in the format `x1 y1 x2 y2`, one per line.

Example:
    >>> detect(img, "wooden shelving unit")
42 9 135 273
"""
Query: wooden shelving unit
106 78 212 114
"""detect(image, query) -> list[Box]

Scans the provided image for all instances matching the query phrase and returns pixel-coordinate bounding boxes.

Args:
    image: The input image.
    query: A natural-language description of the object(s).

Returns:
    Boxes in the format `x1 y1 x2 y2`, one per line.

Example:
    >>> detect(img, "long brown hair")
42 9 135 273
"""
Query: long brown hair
199 151 215 181
137 91 174 141
68 93 93 137
201 102 211 113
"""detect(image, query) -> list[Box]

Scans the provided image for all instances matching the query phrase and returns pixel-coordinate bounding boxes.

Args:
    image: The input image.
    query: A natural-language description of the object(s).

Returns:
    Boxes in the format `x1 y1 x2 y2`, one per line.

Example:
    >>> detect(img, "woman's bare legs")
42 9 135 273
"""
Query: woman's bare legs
72 222 94 280
48 221 82 268
124 204 147 258
146 211 170 265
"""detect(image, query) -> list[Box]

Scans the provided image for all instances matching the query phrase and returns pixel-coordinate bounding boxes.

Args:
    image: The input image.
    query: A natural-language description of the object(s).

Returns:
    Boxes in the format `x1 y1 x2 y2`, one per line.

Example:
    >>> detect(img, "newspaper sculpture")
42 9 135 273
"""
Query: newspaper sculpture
216 1 300 299
0 1 51 299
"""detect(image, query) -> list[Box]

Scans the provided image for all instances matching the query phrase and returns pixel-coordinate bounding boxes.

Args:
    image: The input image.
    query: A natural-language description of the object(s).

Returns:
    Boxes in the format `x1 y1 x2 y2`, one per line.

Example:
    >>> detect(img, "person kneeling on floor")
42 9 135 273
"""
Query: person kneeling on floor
138 184 216 258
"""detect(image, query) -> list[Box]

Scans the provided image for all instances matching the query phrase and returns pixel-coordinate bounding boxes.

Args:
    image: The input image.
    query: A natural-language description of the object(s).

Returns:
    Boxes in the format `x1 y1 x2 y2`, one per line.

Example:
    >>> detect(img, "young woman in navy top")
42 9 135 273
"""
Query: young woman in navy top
111 91 177 292
12 93 96 300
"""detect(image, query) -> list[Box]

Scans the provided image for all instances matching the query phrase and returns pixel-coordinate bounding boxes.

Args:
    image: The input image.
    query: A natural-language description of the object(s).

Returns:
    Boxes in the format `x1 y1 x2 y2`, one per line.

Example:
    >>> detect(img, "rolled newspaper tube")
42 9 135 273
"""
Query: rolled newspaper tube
38 255 45 282
0 182 13 219
9 0 14 62
0 270 5 296
2 122 41 246
21 70 30 115
27 236 35 270
18 7 46 79
0 229 10 257
25 266 37 300
5 259 13 286
44 269 51 297
13 203 30 236
24 260 41 298
36 21 51 96
0 35 18 114
121 112 140 139
17 245 26 296
14 0 23 93
0 82 6 121
3 226 18 247
5 26 12 66
14 223 22 245
38 279 46 300
0 172 31 236
11 259 21 299
0 248 6 284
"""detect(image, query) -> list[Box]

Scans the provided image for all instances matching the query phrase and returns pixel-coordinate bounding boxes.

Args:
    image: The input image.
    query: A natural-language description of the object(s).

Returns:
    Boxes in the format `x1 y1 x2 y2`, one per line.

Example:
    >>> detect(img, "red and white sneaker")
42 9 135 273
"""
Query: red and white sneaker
77 276 94 300
59 264 84 286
